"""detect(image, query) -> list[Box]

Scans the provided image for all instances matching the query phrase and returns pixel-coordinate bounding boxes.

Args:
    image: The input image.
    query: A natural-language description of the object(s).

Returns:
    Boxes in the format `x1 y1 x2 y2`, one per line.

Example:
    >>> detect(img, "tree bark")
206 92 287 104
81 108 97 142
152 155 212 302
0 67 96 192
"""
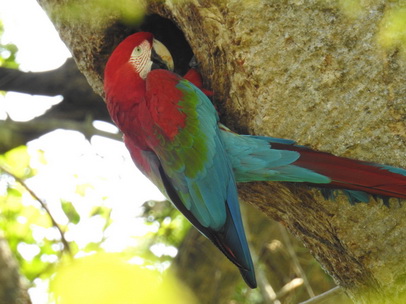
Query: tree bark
36 0 406 303
0 237 31 304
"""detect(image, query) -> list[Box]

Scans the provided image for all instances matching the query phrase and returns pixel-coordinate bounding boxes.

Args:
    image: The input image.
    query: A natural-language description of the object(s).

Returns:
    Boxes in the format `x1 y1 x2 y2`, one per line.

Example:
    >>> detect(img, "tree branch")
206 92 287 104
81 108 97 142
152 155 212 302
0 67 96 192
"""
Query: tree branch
300 287 344 304
0 165 72 256
0 66 66 96
0 115 121 153
279 224 315 298
0 58 111 123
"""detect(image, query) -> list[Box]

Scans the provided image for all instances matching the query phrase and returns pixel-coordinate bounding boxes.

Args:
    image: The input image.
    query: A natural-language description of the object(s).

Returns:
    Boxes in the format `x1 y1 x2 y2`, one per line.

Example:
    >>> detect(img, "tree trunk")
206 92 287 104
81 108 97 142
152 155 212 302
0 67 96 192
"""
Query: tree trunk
0 237 31 304
36 0 406 303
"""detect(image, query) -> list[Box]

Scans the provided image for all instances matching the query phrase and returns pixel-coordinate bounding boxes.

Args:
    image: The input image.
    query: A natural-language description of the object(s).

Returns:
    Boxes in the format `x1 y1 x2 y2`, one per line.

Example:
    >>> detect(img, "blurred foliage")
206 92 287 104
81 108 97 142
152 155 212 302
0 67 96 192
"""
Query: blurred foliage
0 145 199 303
142 199 191 259
0 20 19 69
51 253 197 304
52 0 145 27
0 146 56 282
377 3 406 58
332 0 406 59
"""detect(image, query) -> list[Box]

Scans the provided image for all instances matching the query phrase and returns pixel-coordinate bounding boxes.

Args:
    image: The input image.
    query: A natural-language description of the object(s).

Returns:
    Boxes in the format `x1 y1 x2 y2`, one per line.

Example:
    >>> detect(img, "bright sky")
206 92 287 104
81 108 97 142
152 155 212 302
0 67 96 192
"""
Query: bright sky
0 0 71 71
0 0 164 212
0 0 71 121
0 0 166 303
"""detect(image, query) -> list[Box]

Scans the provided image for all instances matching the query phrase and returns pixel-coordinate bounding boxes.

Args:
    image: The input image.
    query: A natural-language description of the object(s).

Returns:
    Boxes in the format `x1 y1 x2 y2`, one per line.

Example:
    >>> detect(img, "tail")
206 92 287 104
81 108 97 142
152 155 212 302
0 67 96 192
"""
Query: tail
270 141 406 201
221 130 406 201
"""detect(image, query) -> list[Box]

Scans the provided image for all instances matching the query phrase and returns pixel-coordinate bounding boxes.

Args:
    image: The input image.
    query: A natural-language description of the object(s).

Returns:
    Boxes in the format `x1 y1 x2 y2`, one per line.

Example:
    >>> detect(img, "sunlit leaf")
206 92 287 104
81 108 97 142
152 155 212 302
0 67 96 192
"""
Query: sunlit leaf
33 149 48 166
89 205 111 218
61 200 80 224
21 205 51 228
23 255 52 281
0 146 33 178
51 253 197 304
377 4 406 57
51 0 146 27
83 242 102 253
6 187 22 198
0 20 19 69
75 183 93 196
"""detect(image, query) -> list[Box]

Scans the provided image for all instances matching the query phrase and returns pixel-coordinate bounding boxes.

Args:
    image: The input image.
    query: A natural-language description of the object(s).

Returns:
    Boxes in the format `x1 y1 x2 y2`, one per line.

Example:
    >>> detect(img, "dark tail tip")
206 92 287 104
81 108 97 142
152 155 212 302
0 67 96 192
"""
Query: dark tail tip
240 267 257 288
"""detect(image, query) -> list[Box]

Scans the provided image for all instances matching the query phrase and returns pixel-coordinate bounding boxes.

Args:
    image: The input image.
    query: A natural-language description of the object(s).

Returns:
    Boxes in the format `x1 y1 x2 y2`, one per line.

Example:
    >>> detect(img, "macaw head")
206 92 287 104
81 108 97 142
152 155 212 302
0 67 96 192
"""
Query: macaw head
104 32 174 100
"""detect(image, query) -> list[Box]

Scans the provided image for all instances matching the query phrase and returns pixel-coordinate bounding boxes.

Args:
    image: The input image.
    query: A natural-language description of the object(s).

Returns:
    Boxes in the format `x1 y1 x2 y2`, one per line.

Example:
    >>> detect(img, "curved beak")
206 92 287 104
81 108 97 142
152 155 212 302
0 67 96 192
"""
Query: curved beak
151 38 174 71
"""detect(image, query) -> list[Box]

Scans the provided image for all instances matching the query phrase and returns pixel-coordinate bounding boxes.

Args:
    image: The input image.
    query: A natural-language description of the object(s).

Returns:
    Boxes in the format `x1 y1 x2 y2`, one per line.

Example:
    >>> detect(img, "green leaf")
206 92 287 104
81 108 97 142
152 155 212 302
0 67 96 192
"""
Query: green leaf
0 20 19 69
21 206 51 228
61 200 80 224
0 146 32 178
6 187 22 198
75 183 93 196
83 242 102 253
89 206 111 218
22 255 50 281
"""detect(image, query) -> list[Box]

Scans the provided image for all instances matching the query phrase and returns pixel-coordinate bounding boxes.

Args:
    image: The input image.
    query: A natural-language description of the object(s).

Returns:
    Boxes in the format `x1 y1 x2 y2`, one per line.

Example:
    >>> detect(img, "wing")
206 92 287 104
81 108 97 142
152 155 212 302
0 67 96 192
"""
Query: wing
123 135 166 194
144 70 256 287
145 70 230 230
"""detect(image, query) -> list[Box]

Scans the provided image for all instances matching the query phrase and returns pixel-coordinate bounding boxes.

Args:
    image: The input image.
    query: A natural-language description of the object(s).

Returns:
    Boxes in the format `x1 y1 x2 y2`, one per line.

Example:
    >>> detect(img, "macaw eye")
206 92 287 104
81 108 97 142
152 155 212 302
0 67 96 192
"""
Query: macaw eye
128 40 152 79
132 46 143 56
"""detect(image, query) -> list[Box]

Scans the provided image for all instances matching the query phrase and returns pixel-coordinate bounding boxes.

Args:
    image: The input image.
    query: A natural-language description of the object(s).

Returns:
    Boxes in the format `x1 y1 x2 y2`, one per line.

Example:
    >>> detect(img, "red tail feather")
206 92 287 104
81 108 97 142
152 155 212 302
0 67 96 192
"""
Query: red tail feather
271 143 406 200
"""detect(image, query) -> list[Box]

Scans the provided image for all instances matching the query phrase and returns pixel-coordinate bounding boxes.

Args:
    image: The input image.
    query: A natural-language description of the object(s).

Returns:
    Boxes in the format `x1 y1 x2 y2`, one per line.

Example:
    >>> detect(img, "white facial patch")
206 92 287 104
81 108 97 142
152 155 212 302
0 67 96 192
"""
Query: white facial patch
129 40 152 79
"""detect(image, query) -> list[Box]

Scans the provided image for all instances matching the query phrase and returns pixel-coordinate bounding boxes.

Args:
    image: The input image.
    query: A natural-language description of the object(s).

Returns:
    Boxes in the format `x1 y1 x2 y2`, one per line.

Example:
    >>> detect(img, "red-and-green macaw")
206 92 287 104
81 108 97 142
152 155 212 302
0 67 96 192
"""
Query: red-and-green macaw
104 32 406 288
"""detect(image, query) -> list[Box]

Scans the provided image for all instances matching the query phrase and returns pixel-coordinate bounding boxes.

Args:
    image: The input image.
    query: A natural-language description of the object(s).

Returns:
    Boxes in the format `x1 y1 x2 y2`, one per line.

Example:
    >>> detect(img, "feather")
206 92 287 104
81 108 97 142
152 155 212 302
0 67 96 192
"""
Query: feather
225 133 406 201
145 70 257 286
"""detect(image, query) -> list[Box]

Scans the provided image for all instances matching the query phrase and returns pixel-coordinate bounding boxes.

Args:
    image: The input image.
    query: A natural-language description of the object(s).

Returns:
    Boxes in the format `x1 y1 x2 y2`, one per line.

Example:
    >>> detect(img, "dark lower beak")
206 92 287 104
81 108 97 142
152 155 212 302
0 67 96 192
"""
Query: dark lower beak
151 39 174 71
151 49 170 70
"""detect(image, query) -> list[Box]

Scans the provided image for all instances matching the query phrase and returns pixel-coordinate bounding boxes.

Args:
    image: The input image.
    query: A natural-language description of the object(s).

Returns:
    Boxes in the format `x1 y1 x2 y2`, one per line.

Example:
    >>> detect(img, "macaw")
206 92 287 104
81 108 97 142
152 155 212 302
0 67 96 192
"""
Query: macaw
104 32 406 288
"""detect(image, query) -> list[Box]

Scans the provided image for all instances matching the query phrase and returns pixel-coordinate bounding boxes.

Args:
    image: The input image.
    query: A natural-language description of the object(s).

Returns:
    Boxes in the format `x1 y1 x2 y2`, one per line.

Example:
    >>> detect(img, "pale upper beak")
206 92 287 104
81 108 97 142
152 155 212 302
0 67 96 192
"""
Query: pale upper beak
151 38 174 71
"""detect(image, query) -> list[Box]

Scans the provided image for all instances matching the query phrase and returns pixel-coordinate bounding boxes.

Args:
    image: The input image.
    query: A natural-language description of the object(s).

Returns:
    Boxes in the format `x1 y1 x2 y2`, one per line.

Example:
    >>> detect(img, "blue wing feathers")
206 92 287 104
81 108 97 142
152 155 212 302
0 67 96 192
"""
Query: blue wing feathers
164 78 257 286
149 76 256 286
